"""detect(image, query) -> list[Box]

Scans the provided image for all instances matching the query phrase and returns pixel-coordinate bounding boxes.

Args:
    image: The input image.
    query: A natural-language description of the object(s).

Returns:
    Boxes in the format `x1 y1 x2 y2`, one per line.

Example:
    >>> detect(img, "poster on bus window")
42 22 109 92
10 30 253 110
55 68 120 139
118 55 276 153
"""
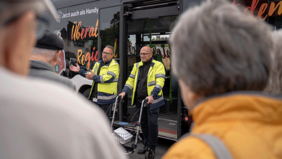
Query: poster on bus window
54 31 66 75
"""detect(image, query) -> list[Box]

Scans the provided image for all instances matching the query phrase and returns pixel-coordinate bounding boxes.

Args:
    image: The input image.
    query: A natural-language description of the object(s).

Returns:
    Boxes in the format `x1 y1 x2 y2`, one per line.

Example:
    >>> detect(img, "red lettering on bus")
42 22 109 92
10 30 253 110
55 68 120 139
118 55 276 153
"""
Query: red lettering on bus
269 1 282 16
81 28 85 39
244 0 260 15
84 27 90 39
71 20 99 41
233 0 282 20
77 47 98 70
77 49 82 65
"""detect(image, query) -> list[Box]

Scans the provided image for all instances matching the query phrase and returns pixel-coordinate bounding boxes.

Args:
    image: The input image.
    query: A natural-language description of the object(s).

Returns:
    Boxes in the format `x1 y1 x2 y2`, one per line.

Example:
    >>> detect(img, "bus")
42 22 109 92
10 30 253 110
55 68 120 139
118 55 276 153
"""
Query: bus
46 0 282 141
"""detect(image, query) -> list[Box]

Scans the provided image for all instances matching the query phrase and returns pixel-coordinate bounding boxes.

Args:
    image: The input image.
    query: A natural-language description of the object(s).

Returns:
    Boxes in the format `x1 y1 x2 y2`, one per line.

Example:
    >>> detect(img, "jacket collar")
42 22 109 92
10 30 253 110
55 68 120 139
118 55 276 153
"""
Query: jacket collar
30 60 54 72
139 57 153 67
192 91 282 127
98 59 113 66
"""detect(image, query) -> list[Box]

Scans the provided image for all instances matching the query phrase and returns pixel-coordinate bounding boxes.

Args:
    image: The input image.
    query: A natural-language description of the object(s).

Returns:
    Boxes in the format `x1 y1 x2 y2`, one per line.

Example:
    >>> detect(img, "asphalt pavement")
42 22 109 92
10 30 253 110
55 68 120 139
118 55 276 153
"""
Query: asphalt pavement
126 137 176 159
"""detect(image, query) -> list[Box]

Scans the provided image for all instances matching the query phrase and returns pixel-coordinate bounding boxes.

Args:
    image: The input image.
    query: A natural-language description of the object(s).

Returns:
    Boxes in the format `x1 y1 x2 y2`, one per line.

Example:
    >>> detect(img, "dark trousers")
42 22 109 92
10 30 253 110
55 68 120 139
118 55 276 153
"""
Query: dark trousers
91 101 112 117
136 101 160 151
99 104 112 117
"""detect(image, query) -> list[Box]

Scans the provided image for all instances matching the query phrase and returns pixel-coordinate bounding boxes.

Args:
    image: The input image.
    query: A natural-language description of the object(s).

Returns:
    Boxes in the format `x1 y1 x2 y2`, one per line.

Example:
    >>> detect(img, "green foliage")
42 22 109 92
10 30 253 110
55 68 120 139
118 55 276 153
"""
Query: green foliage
101 12 120 58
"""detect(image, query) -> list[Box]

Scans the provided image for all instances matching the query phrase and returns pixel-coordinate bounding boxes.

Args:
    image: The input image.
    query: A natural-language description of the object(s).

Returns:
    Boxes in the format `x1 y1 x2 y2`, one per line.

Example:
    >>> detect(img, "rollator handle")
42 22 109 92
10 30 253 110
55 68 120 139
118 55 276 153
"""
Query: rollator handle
143 99 150 107
144 99 148 103
116 95 122 103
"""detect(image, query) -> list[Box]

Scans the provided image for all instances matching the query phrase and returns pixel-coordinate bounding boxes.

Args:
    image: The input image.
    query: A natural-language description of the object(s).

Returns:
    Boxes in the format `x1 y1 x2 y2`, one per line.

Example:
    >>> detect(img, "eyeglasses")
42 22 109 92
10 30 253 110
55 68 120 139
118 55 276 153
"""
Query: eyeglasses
140 53 151 56
3 14 49 40
102 52 112 55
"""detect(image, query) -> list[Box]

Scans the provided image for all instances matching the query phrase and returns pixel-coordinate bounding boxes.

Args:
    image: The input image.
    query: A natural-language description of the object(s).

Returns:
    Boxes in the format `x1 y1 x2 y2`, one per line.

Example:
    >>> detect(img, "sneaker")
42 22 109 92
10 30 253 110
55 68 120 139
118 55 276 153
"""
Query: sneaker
137 146 147 154
146 148 155 159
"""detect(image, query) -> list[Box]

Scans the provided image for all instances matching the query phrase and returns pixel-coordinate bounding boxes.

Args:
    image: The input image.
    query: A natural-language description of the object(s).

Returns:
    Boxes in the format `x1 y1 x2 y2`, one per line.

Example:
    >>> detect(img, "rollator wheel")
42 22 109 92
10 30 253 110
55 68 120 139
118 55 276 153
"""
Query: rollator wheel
145 150 154 159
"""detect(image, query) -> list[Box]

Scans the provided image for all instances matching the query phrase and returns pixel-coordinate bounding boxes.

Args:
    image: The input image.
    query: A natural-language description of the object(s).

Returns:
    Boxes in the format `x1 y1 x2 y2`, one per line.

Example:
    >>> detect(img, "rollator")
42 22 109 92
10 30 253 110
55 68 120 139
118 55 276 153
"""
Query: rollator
110 95 154 159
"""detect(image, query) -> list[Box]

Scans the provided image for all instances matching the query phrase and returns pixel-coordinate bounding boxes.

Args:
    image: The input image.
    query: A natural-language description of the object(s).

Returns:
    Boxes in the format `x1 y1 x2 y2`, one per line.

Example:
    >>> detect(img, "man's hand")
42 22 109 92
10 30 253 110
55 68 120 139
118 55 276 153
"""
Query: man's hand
69 63 80 72
85 70 95 80
119 92 126 100
146 95 154 104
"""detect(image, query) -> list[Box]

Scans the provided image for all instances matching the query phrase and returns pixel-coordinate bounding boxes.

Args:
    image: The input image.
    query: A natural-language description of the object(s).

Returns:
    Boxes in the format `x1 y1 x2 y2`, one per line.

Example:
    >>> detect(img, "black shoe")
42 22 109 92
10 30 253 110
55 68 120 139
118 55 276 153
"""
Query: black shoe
137 146 147 154
145 148 155 159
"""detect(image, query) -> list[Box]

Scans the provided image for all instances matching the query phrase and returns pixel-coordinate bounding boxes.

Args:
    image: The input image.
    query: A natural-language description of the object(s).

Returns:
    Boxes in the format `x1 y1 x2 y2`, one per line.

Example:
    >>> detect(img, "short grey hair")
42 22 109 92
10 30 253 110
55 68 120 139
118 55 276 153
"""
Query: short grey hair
32 48 58 61
105 45 114 54
264 30 282 94
171 0 273 96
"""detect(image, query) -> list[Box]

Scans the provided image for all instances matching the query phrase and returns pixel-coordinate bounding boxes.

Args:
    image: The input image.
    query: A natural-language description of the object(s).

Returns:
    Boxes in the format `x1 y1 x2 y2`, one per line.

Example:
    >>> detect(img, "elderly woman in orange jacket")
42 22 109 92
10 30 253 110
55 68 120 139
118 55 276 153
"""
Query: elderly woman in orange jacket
162 0 282 159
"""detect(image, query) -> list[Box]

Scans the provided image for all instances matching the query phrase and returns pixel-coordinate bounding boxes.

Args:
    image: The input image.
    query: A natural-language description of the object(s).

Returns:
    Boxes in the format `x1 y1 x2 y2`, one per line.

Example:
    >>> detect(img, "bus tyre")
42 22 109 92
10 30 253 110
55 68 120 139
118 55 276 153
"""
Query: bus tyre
80 87 91 99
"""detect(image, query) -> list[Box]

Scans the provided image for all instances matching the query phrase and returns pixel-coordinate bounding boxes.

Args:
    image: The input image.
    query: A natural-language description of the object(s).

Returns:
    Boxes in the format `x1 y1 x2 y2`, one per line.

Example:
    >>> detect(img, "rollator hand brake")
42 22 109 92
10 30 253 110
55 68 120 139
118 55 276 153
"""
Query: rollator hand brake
117 95 122 103
143 99 150 107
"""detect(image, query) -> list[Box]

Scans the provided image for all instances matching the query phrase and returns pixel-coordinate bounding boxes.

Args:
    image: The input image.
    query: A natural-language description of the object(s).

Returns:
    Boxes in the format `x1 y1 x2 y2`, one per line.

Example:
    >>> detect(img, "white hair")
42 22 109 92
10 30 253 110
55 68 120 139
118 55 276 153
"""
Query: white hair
170 0 273 96
32 48 58 61
264 30 282 93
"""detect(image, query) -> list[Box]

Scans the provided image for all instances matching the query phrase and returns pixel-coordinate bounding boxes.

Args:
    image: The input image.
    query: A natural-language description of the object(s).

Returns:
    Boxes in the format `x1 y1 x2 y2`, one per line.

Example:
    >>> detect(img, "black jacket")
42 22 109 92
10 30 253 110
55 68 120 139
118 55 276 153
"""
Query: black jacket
135 58 152 102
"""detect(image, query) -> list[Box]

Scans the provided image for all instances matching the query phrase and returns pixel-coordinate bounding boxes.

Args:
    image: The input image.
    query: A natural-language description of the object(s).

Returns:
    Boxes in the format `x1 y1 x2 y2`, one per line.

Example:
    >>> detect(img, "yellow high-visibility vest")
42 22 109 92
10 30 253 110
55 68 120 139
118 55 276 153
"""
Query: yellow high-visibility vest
122 58 165 109
89 59 119 105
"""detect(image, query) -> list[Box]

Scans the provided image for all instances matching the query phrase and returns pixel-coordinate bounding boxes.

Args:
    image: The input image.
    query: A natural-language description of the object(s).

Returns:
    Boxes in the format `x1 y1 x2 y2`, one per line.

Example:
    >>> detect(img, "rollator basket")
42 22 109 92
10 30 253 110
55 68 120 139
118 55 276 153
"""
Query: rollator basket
110 96 150 155
112 127 133 144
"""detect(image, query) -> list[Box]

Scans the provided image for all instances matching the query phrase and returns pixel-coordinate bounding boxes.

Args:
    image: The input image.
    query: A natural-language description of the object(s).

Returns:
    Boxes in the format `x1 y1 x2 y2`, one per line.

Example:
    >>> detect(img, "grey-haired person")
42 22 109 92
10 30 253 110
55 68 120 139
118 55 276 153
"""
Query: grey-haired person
163 0 282 159
0 1 127 159
264 29 282 94
29 29 76 91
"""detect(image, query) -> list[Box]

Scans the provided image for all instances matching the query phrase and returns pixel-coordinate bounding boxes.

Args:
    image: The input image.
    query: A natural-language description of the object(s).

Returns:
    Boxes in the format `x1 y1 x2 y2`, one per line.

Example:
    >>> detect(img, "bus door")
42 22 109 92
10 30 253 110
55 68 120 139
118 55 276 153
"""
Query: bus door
120 0 186 141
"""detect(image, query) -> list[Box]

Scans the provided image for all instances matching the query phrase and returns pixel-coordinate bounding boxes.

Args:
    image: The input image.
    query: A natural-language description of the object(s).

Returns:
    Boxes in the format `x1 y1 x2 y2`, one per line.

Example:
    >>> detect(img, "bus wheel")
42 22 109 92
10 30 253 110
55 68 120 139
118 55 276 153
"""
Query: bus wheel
78 85 91 99
82 88 91 98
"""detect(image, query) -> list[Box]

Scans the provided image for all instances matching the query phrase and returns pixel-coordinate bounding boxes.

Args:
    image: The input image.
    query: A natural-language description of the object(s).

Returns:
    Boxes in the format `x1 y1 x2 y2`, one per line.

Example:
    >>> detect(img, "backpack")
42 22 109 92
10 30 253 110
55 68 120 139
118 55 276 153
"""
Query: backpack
180 123 233 159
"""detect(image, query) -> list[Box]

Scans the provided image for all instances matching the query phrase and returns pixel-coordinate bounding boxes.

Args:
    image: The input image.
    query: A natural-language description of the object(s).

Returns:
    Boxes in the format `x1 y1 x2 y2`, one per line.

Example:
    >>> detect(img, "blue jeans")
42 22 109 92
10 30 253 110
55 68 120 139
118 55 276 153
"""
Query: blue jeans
136 101 160 151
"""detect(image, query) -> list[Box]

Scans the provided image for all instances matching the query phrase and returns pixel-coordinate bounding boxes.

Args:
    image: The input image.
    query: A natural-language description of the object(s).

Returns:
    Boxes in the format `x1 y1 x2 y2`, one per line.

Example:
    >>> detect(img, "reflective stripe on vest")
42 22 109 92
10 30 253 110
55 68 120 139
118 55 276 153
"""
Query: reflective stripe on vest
152 96 164 104
98 94 117 100
148 81 156 86
129 74 135 78
107 71 116 78
125 84 132 89
155 74 165 78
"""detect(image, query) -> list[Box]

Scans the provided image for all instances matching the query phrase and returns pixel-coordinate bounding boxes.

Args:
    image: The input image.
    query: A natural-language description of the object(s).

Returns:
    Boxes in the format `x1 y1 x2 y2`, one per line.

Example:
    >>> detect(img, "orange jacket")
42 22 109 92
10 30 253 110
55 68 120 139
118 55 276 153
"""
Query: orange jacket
162 92 282 159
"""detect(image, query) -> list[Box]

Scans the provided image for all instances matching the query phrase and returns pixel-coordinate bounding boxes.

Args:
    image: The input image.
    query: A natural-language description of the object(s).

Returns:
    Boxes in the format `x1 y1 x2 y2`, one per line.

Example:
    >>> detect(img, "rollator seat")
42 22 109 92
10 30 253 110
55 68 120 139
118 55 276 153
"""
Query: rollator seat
113 121 139 128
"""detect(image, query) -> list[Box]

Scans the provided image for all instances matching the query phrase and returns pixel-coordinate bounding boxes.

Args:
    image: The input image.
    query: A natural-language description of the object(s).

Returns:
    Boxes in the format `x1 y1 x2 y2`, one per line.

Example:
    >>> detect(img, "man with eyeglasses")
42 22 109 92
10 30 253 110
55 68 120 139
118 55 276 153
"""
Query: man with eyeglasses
70 45 120 116
119 46 166 158
0 1 126 159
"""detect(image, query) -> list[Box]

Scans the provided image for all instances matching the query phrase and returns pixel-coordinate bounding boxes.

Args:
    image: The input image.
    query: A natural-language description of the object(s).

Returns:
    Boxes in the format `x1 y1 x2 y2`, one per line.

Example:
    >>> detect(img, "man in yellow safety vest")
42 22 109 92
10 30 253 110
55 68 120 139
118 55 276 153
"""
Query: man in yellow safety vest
70 45 119 115
120 46 166 158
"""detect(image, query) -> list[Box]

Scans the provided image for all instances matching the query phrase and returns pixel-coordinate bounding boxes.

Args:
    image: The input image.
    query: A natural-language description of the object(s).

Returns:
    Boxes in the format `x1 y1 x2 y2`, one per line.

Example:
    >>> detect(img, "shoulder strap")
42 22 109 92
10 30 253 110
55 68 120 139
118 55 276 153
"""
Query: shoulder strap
189 134 233 159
